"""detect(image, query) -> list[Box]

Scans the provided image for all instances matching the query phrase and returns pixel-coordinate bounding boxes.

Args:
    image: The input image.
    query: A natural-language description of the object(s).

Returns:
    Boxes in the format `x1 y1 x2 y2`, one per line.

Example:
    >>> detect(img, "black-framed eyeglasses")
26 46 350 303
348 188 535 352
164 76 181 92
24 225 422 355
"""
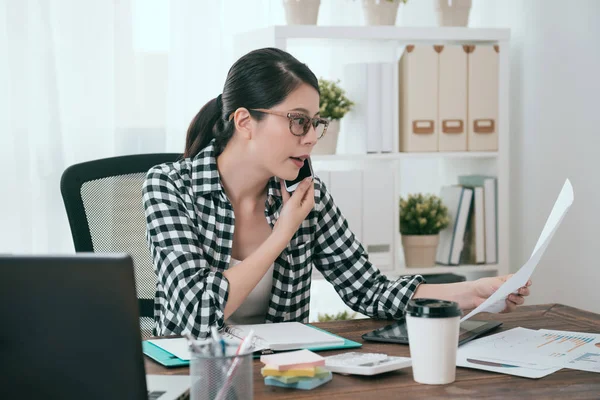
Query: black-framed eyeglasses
249 108 329 139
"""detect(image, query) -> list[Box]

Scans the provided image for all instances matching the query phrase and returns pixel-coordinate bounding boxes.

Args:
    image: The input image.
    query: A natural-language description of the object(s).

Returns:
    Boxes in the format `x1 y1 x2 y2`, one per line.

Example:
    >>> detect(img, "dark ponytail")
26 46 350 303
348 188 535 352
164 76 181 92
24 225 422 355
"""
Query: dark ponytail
184 47 319 158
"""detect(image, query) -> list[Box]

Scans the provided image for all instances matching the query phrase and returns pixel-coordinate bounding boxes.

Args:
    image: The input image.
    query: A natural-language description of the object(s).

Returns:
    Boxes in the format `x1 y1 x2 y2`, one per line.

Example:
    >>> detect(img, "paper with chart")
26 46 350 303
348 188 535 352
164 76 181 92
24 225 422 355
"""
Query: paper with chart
541 329 600 373
457 327 600 373
456 328 562 378
461 179 574 322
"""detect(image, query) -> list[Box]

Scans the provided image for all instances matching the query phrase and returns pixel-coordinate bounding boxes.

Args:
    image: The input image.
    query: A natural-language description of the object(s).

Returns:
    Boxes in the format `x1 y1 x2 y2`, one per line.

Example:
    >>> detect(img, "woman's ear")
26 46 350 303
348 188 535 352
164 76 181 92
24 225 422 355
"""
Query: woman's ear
232 108 255 140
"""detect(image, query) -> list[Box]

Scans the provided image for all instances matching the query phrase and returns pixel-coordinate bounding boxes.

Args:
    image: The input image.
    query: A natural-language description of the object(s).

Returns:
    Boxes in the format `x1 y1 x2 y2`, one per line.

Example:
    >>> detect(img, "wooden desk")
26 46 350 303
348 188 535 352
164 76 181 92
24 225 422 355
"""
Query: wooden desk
145 304 600 399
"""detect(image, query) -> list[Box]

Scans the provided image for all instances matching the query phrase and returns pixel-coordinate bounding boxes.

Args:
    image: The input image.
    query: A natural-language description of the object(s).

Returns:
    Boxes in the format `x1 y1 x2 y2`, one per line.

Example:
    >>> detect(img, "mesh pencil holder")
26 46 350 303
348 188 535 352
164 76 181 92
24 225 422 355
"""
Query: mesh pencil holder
190 343 253 400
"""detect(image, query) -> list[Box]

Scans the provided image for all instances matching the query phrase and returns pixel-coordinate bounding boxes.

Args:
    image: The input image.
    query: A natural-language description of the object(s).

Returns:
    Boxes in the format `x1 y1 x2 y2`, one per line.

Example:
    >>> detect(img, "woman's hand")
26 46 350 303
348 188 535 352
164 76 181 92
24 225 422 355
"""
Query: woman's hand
272 177 315 242
470 274 532 313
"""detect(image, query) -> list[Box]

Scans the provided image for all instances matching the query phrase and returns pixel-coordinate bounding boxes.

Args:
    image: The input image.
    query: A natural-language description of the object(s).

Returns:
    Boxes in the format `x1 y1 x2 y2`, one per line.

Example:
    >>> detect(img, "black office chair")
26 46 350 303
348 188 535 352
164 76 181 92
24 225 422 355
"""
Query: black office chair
60 153 181 338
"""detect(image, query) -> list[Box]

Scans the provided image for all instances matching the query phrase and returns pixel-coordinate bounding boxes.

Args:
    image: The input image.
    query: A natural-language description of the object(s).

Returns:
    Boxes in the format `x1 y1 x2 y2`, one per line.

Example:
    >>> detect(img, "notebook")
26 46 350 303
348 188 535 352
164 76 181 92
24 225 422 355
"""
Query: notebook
143 323 362 367
222 322 345 352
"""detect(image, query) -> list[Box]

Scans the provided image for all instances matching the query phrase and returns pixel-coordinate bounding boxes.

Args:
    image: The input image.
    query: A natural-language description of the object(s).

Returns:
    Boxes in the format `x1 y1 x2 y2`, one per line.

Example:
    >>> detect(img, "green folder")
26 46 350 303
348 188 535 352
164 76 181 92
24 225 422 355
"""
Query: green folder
143 324 362 367
143 340 189 368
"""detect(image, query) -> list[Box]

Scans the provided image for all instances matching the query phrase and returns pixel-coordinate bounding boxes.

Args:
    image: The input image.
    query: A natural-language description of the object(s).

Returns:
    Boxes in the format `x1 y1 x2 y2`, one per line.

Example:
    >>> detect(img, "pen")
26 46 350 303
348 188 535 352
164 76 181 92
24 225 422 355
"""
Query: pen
211 326 226 357
215 329 255 400
183 332 205 355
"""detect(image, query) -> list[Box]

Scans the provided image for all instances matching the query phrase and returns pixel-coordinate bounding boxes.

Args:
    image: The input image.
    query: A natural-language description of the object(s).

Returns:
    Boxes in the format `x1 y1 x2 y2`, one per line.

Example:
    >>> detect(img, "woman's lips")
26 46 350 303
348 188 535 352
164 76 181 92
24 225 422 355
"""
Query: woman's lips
289 157 304 168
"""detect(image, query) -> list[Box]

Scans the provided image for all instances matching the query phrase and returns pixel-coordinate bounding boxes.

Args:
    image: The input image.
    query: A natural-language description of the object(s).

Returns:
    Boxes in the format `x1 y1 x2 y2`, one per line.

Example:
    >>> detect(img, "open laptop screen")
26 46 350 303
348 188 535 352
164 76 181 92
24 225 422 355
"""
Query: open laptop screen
0 254 148 400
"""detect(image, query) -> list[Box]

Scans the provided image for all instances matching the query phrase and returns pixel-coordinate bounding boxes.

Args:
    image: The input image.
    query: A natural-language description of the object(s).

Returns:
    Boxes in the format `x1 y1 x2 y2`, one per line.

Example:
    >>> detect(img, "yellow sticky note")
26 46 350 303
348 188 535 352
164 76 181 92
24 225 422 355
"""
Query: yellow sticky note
261 365 318 377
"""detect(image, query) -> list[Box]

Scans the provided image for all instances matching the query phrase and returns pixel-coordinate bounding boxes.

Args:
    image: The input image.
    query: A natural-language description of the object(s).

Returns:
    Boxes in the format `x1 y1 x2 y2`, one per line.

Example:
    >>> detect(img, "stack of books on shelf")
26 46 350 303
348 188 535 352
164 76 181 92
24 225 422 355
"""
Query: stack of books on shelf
436 175 497 266
260 349 333 390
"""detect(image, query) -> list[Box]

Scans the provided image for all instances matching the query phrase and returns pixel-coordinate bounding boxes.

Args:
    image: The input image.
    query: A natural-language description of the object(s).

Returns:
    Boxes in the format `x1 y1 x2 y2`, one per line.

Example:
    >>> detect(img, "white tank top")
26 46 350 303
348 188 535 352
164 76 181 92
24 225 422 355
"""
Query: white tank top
225 258 274 325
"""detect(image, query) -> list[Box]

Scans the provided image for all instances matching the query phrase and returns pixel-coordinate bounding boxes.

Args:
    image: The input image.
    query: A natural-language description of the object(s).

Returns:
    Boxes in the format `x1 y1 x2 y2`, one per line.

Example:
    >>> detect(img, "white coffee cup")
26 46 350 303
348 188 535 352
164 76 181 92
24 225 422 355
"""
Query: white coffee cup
405 298 462 385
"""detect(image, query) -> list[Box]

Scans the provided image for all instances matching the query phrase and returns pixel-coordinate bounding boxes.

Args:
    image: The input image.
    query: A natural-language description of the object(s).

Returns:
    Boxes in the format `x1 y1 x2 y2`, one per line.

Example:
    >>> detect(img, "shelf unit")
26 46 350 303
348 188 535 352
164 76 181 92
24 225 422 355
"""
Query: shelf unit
234 26 510 280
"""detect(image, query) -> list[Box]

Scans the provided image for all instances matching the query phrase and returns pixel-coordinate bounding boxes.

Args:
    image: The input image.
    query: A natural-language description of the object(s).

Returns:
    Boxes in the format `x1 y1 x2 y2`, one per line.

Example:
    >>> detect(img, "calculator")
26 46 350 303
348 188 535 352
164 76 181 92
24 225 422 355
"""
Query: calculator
324 352 412 376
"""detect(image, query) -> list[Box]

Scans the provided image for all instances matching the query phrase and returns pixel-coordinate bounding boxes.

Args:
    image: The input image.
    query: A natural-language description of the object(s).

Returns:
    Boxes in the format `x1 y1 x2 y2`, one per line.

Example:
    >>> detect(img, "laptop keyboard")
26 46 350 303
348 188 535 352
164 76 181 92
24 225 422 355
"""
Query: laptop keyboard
148 390 166 400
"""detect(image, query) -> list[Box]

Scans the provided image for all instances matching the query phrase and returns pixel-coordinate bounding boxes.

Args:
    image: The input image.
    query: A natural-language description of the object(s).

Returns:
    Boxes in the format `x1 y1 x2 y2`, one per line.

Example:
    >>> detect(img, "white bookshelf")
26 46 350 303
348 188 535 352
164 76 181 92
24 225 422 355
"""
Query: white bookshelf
234 26 511 281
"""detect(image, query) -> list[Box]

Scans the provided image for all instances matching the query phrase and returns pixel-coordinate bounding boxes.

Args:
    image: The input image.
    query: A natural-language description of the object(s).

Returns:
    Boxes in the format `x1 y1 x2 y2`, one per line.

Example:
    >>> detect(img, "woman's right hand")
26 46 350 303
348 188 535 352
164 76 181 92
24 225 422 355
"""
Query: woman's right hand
273 177 315 243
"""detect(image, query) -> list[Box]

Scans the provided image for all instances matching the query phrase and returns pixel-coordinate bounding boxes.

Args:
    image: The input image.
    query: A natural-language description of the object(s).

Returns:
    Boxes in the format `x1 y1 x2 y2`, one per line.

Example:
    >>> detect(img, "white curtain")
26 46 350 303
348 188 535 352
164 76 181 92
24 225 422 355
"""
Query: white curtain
0 0 280 254
0 0 370 254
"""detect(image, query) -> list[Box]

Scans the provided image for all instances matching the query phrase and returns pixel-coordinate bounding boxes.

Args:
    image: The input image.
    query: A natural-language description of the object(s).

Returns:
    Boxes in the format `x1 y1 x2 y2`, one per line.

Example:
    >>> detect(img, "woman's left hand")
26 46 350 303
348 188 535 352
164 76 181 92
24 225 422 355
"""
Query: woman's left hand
471 274 532 313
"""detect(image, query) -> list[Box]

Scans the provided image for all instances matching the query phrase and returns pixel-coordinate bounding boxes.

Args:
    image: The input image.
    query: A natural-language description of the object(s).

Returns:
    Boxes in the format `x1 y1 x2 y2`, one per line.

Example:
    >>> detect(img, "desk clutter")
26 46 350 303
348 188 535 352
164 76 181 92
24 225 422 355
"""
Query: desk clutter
260 350 333 390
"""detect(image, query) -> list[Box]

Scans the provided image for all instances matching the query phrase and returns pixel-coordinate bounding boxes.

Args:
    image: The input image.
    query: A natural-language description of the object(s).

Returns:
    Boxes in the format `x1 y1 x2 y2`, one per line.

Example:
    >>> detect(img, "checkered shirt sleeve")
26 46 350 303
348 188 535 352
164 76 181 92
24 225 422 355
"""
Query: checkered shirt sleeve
142 165 229 338
313 177 425 320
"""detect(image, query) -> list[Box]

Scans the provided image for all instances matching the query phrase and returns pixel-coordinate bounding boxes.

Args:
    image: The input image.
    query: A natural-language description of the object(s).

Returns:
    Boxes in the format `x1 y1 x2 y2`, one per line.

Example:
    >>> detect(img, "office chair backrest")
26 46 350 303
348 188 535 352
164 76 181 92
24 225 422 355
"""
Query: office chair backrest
0 254 147 400
60 153 181 337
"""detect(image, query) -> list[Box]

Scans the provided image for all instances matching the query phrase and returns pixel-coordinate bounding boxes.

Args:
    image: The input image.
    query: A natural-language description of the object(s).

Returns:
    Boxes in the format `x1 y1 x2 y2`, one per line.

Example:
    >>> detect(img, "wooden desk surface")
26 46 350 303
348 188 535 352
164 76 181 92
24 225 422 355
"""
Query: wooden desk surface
145 304 600 399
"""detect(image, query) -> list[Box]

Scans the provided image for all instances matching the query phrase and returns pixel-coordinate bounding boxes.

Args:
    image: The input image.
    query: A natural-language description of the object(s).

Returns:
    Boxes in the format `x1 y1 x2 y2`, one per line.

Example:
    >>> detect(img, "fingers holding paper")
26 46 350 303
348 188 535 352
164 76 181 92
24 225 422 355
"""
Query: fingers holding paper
471 275 532 313
503 279 532 313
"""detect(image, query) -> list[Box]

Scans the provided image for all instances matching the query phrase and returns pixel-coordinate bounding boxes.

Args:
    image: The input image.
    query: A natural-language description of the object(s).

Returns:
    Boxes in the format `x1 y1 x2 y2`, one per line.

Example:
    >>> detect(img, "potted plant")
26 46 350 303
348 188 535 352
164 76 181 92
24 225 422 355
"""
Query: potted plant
435 0 472 27
282 0 321 25
314 78 354 155
399 193 450 267
362 0 408 26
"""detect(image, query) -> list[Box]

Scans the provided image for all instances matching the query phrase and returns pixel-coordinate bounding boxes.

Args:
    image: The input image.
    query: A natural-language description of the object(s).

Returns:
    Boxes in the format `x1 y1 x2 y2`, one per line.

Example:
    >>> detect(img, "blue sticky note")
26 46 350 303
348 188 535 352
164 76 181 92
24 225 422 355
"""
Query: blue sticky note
264 371 332 390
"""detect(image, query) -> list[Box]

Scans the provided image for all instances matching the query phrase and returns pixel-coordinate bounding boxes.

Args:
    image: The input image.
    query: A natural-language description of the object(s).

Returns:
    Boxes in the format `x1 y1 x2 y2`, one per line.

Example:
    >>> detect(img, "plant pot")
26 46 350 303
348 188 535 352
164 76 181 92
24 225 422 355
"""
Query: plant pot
362 0 401 26
435 0 472 27
283 0 320 25
312 119 340 155
401 234 439 267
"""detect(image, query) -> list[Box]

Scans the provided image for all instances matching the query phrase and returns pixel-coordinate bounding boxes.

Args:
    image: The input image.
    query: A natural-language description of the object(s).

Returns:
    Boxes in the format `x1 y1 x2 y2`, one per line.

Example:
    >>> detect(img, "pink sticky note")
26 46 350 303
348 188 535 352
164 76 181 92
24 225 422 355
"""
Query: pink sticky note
260 349 326 371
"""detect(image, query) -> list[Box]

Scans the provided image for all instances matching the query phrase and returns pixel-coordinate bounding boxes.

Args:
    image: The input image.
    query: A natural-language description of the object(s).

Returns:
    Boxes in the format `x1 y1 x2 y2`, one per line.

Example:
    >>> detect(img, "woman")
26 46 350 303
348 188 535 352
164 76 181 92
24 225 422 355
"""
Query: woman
143 47 531 338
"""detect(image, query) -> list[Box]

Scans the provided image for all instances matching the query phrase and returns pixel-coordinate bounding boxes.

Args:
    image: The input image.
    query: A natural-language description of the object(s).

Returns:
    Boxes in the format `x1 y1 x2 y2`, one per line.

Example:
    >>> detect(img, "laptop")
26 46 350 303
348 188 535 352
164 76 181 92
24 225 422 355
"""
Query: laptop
0 253 189 400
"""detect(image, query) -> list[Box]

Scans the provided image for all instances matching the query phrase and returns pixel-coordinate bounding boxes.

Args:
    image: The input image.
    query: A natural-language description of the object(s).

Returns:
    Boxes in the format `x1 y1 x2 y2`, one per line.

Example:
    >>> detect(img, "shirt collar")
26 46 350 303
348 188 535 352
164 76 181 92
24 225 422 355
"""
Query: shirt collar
191 139 283 206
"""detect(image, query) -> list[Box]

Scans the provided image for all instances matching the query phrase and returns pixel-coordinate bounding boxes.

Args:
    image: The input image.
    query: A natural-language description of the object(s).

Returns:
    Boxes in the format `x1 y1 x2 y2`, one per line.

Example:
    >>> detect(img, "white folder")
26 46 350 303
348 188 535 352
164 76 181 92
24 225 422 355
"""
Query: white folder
467 45 499 151
328 170 363 242
438 45 468 152
362 167 394 271
367 63 382 154
380 63 395 153
341 64 368 154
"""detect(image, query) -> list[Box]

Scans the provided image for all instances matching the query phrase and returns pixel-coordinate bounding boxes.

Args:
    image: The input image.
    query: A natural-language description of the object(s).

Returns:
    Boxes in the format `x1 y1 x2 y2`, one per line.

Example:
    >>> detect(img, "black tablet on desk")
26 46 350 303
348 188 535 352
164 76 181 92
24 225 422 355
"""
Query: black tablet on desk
362 319 503 346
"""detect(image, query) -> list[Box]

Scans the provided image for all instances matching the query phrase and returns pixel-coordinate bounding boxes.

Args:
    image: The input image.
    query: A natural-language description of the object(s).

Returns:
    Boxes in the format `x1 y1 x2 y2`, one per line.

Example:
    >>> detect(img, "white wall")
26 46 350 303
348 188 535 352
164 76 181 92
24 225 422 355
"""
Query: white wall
470 0 600 314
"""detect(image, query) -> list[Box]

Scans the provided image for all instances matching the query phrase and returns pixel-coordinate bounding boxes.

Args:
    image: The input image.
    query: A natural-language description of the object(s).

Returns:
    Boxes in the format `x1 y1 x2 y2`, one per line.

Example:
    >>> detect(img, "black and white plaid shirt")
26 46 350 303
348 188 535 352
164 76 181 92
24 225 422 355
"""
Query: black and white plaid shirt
143 140 425 338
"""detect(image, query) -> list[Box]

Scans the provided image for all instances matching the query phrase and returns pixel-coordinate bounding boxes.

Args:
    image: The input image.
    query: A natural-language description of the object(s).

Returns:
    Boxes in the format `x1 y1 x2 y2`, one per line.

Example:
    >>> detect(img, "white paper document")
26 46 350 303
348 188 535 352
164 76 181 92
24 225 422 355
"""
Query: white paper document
456 328 562 378
456 327 600 377
461 179 574 322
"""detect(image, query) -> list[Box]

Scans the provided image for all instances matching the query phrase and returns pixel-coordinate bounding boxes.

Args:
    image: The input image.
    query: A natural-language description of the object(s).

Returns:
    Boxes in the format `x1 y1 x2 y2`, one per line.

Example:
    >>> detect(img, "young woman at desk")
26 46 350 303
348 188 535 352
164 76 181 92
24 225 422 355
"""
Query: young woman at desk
143 48 532 339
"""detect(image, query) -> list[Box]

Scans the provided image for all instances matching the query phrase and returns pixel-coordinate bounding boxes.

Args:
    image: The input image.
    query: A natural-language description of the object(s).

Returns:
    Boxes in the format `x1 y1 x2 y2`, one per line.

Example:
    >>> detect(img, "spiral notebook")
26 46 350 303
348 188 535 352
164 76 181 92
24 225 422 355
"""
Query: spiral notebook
222 322 349 352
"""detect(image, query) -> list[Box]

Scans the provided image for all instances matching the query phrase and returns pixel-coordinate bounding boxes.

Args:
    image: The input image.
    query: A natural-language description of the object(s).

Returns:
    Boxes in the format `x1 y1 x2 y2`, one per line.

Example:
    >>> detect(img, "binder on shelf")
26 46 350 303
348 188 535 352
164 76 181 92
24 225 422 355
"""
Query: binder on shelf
362 167 394 271
458 175 498 264
398 45 439 152
467 45 499 151
436 185 473 265
328 170 363 242
459 186 485 264
367 63 382 153
438 45 468 152
380 62 395 153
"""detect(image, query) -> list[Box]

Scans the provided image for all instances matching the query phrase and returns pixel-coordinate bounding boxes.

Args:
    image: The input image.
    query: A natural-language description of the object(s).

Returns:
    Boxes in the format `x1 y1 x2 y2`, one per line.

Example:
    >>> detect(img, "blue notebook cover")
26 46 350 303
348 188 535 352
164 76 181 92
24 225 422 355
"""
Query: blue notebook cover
143 324 362 367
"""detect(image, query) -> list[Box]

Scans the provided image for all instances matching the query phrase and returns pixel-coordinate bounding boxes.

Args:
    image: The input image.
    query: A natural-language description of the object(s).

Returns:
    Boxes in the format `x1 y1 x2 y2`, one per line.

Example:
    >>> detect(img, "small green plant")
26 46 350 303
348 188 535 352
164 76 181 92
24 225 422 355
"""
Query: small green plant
318 78 354 120
399 193 450 235
317 310 357 322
